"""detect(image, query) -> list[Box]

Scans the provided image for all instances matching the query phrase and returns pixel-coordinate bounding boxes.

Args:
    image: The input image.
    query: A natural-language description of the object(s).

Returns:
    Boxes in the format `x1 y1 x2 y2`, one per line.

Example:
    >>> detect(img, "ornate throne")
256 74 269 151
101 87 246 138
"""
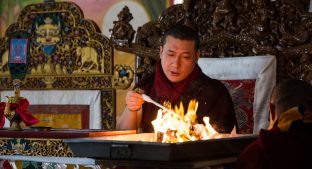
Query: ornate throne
110 0 312 133
0 1 133 130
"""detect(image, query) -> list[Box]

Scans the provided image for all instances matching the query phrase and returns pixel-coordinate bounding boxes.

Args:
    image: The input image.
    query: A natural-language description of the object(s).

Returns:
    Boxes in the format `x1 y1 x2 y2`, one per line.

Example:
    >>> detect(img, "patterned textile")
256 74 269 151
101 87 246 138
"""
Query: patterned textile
198 55 276 133
222 80 255 134
29 105 89 129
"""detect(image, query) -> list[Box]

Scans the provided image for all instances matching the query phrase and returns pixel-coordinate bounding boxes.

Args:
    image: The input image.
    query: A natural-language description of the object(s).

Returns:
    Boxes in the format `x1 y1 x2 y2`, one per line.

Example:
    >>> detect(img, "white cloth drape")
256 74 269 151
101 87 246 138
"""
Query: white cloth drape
198 55 276 133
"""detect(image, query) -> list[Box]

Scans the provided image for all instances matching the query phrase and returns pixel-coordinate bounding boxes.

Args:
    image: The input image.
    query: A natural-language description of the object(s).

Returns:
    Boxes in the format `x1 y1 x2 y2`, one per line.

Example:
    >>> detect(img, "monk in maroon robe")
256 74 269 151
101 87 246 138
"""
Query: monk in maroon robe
236 79 312 169
117 25 237 133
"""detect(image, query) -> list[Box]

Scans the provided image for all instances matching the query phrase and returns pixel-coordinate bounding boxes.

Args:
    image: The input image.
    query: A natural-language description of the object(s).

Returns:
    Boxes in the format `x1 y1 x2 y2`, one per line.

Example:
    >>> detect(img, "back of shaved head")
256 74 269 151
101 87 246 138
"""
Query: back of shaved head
270 79 312 117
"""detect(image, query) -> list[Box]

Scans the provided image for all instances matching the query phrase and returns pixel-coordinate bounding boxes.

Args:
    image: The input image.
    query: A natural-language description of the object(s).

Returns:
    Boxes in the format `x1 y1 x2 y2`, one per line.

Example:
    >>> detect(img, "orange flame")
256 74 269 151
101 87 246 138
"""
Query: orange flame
152 99 221 143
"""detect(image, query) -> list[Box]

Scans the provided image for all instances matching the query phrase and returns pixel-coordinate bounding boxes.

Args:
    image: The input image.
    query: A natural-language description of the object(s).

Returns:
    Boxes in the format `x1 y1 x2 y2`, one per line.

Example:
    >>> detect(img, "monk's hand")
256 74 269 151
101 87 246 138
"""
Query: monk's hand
126 90 144 112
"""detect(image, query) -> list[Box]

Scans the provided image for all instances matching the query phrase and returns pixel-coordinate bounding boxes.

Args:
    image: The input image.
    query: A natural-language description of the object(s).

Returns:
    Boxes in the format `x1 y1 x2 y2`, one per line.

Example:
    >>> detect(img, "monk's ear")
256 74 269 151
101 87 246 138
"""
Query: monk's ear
194 51 200 62
195 51 200 59
267 103 275 129
159 46 164 59
269 102 276 121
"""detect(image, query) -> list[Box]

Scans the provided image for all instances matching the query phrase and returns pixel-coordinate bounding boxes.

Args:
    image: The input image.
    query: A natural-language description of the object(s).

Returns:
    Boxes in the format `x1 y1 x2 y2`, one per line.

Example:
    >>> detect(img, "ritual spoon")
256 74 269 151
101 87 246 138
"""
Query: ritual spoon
142 94 182 119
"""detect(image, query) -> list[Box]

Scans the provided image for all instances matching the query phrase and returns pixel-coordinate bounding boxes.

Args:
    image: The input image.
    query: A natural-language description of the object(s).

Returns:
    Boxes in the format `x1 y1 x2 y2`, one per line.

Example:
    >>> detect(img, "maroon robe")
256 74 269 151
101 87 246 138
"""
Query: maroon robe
135 63 237 133
236 122 312 169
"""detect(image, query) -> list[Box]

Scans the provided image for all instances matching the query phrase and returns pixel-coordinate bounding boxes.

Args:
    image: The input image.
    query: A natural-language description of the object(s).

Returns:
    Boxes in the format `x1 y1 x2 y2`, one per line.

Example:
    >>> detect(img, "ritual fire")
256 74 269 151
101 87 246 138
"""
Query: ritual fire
152 99 222 143
66 99 257 161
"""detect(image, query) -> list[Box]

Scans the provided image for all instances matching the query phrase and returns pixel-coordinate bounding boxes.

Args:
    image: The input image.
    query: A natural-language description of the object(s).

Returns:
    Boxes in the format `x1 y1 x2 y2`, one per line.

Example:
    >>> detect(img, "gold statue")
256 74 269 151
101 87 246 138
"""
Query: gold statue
4 89 23 130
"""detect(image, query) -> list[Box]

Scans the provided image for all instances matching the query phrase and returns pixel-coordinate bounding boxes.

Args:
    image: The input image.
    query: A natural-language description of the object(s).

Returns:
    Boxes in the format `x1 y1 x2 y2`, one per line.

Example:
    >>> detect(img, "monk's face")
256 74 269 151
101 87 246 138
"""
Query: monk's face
160 36 200 83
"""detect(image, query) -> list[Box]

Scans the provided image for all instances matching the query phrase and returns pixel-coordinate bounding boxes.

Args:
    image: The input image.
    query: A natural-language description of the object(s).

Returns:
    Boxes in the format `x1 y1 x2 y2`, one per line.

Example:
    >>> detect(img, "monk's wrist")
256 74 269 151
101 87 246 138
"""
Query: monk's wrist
127 107 140 112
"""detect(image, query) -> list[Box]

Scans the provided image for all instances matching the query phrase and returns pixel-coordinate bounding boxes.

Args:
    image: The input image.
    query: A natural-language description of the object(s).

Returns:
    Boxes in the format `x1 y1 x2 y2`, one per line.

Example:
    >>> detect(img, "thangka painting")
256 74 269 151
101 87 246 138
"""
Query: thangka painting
9 39 28 64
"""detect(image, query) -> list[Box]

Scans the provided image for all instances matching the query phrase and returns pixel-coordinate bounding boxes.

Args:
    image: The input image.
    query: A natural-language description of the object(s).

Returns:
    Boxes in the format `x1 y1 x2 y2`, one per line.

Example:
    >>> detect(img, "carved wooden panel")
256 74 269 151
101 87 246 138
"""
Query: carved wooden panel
110 0 312 84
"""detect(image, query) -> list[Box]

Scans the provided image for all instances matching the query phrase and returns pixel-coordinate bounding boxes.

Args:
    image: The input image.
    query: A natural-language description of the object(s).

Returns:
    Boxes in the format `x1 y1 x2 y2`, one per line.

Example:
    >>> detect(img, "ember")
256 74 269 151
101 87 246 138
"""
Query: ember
152 100 222 143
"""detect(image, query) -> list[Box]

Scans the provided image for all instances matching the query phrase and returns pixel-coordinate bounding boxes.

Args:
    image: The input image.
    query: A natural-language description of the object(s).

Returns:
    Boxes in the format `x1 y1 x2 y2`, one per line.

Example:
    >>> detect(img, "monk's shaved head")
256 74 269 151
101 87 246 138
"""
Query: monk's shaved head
270 79 312 117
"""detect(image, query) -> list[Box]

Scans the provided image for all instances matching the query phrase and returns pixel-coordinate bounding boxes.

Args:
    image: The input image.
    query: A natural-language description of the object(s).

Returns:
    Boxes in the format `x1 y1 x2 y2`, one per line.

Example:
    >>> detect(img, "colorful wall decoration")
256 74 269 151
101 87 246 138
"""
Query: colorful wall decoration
1 0 173 37
0 0 174 118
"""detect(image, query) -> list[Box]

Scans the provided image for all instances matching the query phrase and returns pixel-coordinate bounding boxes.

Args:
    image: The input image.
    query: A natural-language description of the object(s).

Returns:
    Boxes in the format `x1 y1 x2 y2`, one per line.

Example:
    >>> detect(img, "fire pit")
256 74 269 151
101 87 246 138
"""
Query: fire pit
65 133 257 162
66 99 257 162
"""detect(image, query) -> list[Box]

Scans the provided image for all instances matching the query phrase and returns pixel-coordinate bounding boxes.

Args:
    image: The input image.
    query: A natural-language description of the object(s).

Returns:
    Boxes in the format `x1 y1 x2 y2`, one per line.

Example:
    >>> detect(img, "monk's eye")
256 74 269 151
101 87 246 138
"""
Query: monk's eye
166 52 175 57
182 55 192 60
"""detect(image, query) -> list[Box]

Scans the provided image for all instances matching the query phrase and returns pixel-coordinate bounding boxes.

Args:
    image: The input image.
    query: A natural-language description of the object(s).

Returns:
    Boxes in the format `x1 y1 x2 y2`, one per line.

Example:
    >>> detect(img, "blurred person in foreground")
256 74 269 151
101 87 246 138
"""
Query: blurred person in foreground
117 25 237 133
236 79 312 169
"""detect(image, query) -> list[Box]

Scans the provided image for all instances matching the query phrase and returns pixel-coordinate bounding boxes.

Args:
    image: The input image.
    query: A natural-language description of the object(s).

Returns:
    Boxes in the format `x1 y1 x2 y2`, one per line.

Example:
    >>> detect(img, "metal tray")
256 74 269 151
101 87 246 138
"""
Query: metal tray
65 133 257 162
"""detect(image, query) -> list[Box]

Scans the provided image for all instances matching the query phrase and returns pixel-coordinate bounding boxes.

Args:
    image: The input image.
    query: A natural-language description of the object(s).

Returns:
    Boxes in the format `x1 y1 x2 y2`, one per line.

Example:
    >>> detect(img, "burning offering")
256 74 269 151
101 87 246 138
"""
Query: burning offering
148 96 222 143
66 95 256 161
66 93 257 161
